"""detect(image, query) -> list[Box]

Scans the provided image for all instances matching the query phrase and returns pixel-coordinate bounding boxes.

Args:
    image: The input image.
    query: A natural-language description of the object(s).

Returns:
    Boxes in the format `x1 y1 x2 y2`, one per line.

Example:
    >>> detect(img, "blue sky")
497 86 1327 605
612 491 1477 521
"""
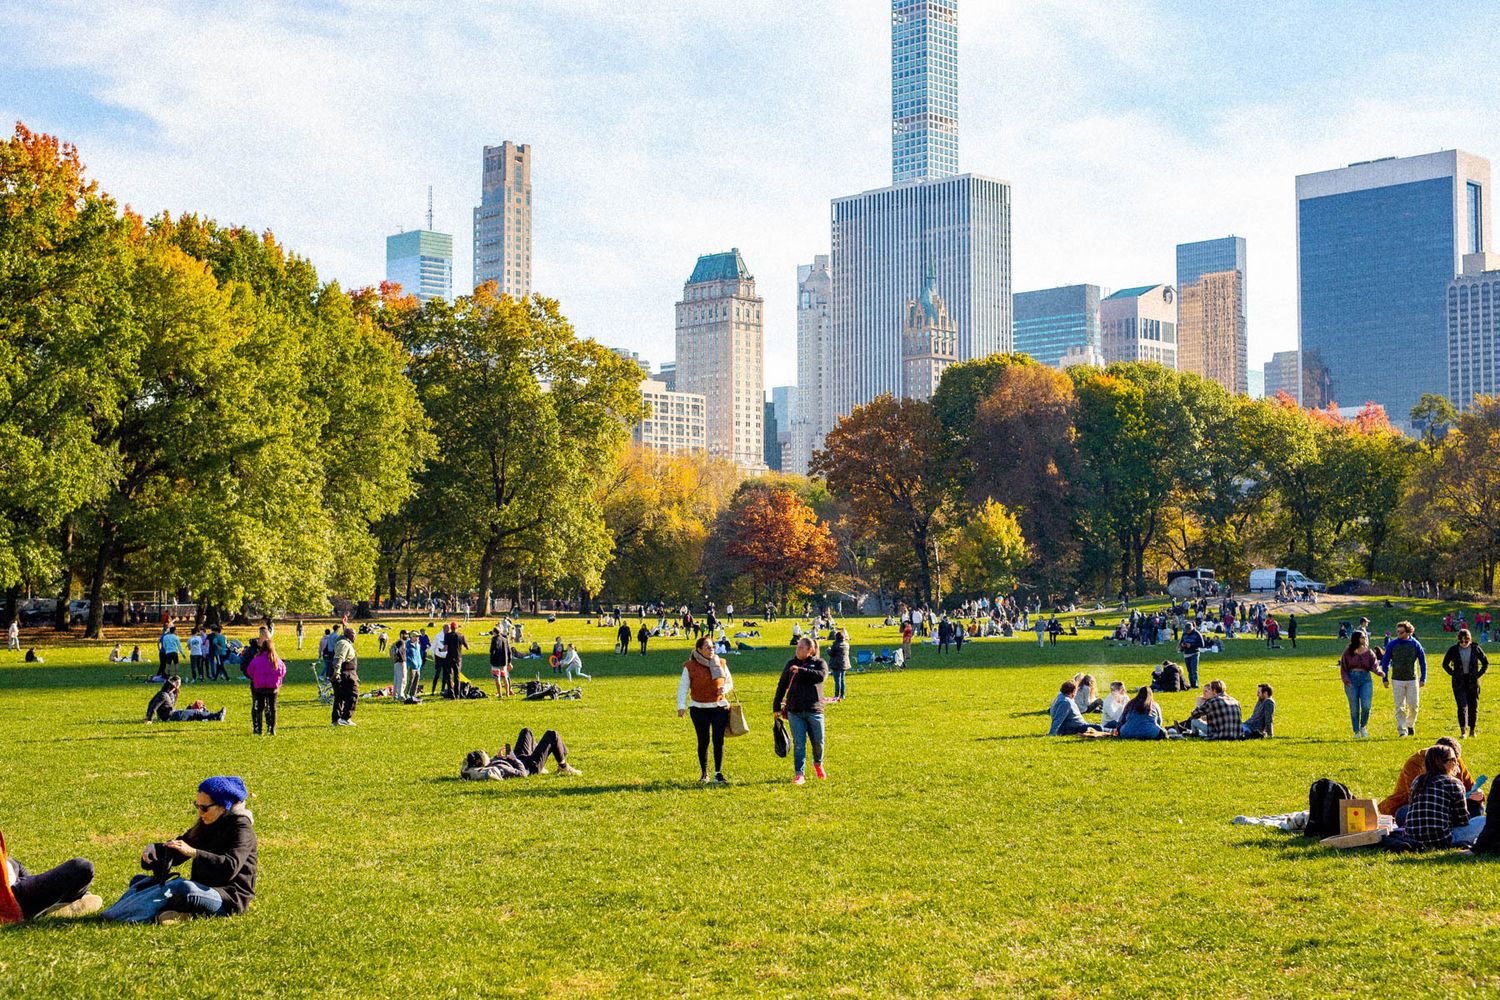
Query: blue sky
4 0 1497 387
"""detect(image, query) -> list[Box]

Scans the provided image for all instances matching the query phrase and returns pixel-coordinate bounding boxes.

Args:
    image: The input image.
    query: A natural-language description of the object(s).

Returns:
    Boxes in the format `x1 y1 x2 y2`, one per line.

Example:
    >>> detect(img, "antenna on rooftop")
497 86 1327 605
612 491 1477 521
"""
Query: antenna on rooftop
426 185 434 231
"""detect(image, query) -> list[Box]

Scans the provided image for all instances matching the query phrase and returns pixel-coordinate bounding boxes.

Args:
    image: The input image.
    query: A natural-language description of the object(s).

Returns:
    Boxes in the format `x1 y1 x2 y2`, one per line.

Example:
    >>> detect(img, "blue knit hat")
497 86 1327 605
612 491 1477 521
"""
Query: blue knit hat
198 775 248 809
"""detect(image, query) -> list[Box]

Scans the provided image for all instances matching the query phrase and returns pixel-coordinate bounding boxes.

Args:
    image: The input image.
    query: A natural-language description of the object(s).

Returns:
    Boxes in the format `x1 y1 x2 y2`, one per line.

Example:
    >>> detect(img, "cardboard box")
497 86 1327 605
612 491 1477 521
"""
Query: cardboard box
1321 828 1385 849
1340 798 1379 834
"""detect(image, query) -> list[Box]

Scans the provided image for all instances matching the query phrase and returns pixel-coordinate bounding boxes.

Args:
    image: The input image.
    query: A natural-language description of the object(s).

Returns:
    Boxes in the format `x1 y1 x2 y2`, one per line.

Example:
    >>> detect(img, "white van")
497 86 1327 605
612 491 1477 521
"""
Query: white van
1248 568 1325 593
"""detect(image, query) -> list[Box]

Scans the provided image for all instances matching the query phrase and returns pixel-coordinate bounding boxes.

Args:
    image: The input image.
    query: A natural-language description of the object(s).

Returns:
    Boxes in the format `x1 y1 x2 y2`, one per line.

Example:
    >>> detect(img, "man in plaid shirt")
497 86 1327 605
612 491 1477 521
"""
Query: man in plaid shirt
1186 680 1242 739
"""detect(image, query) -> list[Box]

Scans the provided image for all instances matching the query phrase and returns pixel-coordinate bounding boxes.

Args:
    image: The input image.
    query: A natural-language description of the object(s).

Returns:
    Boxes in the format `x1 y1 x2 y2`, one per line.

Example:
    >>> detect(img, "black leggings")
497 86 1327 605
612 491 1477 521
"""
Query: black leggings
514 727 567 772
252 687 278 734
690 706 729 776
9 857 94 919
1454 674 1481 731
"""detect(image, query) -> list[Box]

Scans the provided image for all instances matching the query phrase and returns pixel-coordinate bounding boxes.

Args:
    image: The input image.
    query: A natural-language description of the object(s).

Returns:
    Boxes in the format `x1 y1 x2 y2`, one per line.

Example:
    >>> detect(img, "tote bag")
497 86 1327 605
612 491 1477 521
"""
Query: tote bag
727 698 750 738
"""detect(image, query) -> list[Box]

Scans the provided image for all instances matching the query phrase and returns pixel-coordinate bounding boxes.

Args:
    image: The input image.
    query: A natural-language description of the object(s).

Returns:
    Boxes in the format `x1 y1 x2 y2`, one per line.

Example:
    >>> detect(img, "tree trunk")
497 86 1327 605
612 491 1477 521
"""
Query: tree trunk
53 516 74 631
913 524 933 606
85 533 109 639
4 584 19 628
477 542 496 617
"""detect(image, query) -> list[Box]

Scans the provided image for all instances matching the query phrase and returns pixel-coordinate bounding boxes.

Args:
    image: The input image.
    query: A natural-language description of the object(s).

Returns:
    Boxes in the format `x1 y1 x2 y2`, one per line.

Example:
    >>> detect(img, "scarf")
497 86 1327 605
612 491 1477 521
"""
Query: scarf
692 648 726 680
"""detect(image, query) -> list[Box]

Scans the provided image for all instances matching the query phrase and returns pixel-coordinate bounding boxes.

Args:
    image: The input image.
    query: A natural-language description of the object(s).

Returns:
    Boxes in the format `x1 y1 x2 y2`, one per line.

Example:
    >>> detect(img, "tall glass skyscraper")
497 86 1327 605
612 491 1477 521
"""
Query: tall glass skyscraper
1296 150 1491 426
386 229 453 303
1176 236 1247 395
1013 284 1101 367
891 0 958 184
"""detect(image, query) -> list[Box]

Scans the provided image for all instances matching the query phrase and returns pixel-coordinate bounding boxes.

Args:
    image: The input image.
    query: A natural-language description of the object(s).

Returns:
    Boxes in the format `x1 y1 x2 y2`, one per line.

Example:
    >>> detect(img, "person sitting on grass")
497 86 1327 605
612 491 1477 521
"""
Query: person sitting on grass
1151 659 1189 693
1242 683 1276 739
1179 680 1242 739
24 647 42 663
1049 680 1109 736
1072 673 1102 714
1391 744 1487 850
1378 736 1483 822
1114 686 1167 740
108 644 124 663
1 829 101 922
100 776 257 924
144 678 226 724
1100 681 1130 728
461 727 582 779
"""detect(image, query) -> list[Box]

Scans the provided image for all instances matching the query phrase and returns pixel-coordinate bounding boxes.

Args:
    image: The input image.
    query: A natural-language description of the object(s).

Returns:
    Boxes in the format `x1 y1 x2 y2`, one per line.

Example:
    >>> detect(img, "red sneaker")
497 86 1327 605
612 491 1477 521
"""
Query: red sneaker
792 773 805 785
813 764 827 780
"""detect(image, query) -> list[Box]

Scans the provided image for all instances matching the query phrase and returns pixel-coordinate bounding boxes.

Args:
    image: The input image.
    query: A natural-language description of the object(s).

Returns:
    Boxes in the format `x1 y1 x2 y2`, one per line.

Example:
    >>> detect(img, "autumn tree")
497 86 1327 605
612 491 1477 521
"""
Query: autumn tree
1411 396 1500 592
945 499 1030 598
708 483 836 611
813 394 948 604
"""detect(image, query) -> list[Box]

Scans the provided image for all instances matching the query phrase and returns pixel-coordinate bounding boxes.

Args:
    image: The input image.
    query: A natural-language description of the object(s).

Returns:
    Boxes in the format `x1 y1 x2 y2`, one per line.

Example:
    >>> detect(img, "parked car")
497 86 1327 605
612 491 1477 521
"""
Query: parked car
1248 567 1325 593
1328 578 1374 596
1166 568 1217 598
19 599 56 625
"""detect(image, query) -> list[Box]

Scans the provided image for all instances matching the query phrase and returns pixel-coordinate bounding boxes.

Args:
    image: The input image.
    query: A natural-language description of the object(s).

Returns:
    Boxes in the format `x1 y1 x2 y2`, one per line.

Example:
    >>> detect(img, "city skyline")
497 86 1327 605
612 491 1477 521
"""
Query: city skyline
6 2 1500 390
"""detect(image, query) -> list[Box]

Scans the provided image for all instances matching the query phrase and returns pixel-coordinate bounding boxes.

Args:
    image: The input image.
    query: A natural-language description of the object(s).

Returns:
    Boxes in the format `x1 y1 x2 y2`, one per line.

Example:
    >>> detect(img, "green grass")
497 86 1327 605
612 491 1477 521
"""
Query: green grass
2 599 1498 998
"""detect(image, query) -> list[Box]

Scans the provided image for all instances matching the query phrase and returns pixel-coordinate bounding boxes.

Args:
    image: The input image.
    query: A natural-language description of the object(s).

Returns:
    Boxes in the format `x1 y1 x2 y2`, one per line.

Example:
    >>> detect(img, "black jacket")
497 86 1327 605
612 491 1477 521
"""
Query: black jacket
773 656 828 714
489 633 512 669
1442 643 1489 678
827 633 849 672
146 684 178 721
149 810 257 915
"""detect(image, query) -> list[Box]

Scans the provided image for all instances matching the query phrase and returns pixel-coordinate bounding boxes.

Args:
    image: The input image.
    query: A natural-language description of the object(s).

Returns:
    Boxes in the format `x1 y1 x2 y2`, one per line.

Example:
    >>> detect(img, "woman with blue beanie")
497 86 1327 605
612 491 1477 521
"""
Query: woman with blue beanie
100 776 258 924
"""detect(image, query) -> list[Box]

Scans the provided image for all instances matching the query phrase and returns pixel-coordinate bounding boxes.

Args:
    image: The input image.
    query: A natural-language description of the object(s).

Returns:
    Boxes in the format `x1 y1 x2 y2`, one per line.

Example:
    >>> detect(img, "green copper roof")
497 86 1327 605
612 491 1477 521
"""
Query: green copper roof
688 248 751 284
1105 284 1161 299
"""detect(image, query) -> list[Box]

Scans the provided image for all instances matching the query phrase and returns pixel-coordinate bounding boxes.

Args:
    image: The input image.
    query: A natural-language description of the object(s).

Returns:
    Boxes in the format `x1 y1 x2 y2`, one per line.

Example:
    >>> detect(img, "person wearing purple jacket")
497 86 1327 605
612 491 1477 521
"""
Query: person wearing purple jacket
245 637 287 736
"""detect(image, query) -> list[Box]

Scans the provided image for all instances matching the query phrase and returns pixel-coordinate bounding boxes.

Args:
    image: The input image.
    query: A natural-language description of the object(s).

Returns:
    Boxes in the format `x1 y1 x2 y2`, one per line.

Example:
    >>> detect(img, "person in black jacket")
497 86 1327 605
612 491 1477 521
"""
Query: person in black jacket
827 627 850 702
143 677 226 723
100 776 257 924
637 622 650 656
772 636 829 784
1443 628 1489 737
489 624 513 698
616 621 632 655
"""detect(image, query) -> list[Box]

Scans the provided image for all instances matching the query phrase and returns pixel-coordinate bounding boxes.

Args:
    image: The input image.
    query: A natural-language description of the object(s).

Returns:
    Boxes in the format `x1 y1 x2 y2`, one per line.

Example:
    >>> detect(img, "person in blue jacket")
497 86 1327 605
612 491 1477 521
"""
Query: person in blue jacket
1381 620 1428 737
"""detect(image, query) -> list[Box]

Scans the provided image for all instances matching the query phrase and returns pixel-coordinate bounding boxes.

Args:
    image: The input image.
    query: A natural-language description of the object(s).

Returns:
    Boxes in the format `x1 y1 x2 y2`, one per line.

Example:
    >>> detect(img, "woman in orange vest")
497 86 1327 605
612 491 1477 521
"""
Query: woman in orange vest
677 634 734 784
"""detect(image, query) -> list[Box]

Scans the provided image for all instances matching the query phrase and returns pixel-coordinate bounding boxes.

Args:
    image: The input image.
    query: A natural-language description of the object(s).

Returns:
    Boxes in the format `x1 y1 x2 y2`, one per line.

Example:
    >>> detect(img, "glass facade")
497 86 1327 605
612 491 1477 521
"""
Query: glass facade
1470 181 1485 256
830 174 1011 425
891 0 958 184
1298 177 1456 423
386 229 454 303
1012 284 1101 367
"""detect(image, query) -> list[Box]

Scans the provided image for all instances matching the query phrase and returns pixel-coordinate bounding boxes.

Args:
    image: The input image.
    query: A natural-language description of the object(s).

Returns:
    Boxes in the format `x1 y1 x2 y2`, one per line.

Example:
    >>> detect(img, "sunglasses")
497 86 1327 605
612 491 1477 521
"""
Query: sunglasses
195 803 218 814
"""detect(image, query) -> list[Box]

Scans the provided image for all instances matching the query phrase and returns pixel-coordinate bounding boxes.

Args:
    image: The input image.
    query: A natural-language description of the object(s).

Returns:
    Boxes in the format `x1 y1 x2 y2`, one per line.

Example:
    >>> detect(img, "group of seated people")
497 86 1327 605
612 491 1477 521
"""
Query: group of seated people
1376 737 1488 851
3 776 257 926
1049 673 1274 741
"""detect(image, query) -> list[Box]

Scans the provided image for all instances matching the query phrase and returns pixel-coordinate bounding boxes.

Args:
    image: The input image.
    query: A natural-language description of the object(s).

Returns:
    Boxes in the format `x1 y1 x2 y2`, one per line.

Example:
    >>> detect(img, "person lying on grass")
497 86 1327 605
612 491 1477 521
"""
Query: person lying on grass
1378 737 1483 821
461 727 582 779
1 829 101 922
144 677 227 724
1387 744 1487 851
100 776 257 924
1049 680 1110 736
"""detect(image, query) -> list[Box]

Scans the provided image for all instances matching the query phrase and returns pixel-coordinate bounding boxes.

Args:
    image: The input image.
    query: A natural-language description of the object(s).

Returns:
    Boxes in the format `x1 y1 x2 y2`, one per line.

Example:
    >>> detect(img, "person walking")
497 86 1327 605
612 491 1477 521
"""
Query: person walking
488 624 512 698
616 620 632 655
295 619 304 651
827 626 850 702
244 636 286 736
637 622 650 657
1382 620 1428 737
773 636 830 785
677 634 733 784
1339 630 1384 738
1034 614 1046 648
330 627 359 727
1287 613 1298 649
1442 627 1488 738
901 619 914 664
558 643 590 682
6 617 19 652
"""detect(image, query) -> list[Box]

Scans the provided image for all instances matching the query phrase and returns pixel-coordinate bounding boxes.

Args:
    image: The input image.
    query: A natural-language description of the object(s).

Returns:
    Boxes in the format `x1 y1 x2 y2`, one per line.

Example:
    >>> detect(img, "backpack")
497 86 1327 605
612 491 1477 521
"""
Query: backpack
1306 778 1352 837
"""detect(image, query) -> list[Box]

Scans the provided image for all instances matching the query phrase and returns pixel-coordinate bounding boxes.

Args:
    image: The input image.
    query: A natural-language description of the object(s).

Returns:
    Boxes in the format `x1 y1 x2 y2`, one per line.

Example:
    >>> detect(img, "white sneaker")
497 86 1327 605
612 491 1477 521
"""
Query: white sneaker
42 893 102 918
1359 728 1369 738
557 763 582 776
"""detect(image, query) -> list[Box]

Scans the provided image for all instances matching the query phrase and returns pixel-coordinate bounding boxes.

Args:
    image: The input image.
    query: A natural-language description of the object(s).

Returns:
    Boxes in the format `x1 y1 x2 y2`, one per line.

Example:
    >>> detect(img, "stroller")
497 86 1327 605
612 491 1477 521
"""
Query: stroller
311 663 334 705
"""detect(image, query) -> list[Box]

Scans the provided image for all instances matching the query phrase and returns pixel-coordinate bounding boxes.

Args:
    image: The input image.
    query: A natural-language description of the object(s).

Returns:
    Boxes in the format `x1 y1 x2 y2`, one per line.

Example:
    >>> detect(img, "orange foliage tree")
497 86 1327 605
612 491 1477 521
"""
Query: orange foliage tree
714 485 836 612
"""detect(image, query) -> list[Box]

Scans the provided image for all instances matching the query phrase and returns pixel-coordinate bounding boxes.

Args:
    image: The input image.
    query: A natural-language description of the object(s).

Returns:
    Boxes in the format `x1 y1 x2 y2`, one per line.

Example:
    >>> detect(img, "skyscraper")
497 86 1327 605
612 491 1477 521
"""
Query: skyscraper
788 255 831 475
1013 284 1102 367
769 385 797 473
1263 350 1301 401
473 141 532 297
902 267 958 401
828 0 1010 430
1297 150 1491 426
674 249 764 470
1176 236 1248 394
891 0 959 184
1447 251 1500 411
763 400 782 471
634 378 706 456
385 229 453 304
1100 285 1177 367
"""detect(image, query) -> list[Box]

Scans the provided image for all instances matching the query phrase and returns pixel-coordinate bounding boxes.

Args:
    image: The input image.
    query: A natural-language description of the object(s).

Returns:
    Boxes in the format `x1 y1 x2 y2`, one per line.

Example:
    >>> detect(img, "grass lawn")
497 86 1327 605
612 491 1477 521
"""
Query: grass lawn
2 598 1497 998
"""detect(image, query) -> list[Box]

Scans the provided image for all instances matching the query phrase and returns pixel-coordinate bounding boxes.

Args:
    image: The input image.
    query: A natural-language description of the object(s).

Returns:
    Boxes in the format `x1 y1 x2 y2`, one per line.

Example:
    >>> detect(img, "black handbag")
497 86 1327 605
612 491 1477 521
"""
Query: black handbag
773 716 789 758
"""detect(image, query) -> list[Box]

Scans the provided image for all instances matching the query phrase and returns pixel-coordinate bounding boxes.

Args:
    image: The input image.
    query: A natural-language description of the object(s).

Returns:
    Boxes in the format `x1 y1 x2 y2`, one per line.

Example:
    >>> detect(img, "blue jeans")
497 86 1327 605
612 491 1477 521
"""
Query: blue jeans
789 711 825 774
1452 814 1487 848
832 670 846 699
101 875 224 923
1184 654 1199 688
1345 671 1374 733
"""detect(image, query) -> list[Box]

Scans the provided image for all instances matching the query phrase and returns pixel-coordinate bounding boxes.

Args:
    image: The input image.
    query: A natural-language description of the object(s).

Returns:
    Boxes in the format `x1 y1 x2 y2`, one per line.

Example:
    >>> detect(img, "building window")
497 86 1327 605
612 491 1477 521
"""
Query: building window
1470 181 1485 256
